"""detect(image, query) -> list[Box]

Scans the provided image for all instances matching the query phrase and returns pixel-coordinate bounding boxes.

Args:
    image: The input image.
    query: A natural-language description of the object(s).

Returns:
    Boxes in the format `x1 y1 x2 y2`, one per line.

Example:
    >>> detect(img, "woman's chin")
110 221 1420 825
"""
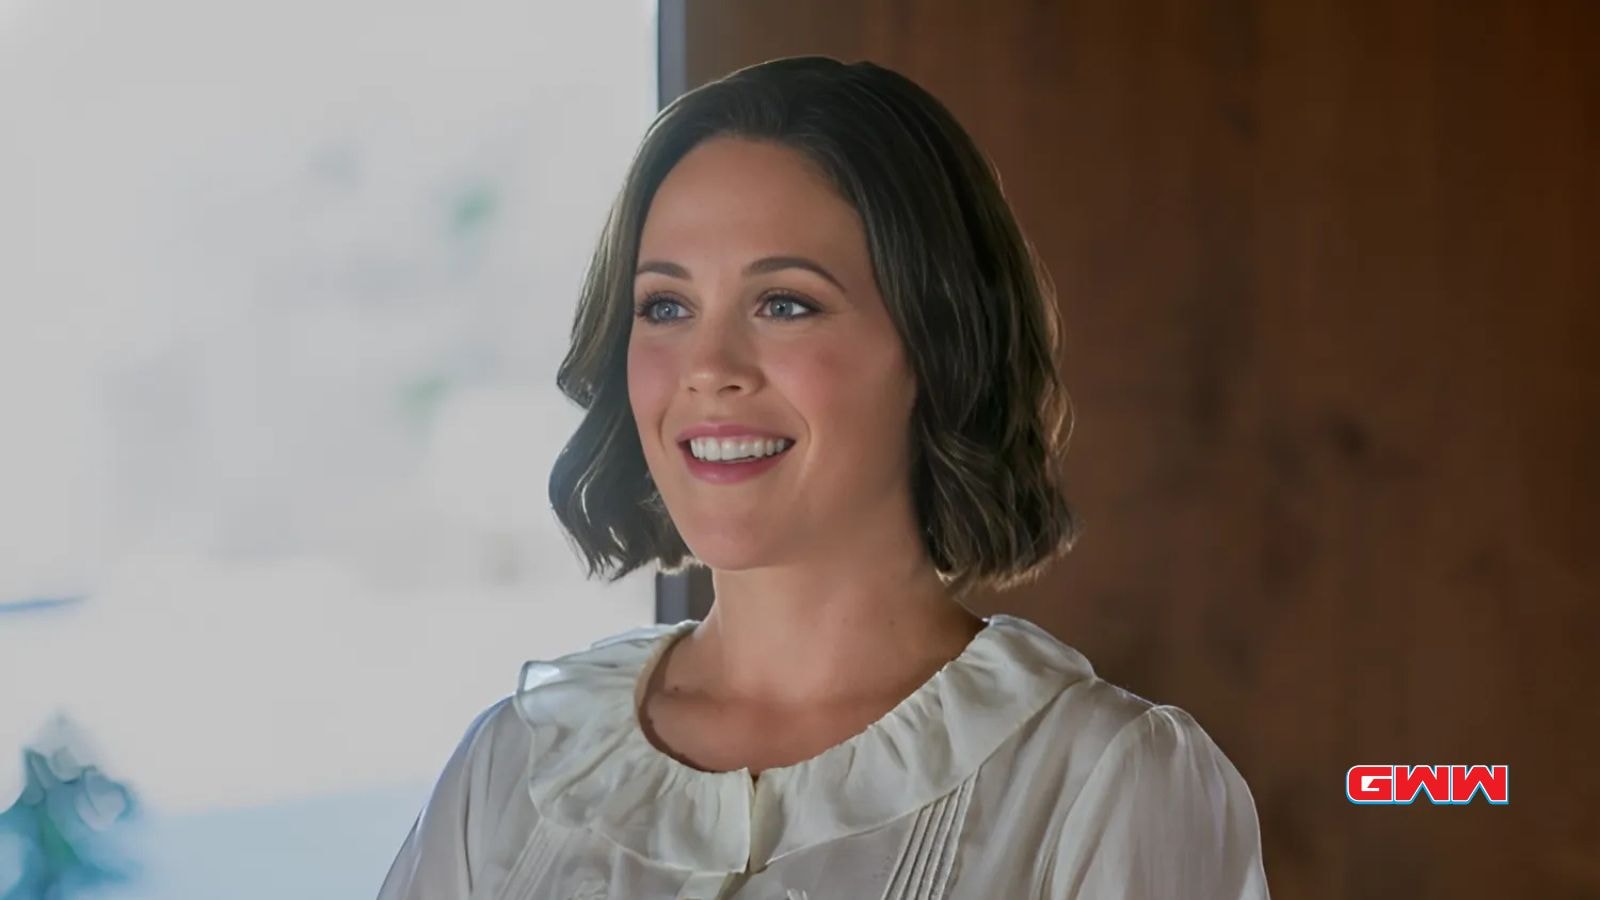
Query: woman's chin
678 532 787 573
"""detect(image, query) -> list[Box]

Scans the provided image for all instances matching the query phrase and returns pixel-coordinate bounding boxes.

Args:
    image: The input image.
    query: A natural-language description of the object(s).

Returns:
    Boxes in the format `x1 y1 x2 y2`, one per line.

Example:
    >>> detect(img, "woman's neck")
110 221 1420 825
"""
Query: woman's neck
662 555 985 709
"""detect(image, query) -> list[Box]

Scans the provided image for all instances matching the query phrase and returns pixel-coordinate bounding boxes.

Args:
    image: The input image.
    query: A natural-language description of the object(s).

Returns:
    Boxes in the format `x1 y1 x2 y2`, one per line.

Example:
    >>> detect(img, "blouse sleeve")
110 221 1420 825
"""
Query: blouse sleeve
1049 704 1270 900
377 698 518 900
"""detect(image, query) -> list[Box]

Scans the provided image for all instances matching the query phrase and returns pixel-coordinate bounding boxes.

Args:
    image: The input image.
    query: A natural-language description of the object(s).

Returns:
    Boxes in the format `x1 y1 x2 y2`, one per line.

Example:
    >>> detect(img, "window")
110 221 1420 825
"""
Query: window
0 2 657 896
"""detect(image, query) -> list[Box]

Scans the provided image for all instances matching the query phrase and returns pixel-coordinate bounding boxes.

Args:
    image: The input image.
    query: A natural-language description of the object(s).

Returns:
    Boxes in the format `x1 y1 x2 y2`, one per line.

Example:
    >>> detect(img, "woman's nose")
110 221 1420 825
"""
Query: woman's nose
683 319 758 396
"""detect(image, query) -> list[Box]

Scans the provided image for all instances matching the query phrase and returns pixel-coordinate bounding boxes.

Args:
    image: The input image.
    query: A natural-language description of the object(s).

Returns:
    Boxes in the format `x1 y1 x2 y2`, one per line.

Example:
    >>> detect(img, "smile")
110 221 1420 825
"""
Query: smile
676 434 795 485
685 436 793 462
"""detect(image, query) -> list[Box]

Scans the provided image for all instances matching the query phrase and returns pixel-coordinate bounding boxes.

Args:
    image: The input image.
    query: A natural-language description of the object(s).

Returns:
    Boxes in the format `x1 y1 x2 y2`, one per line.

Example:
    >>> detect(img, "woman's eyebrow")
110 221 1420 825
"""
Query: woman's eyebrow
635 259 691 279
634 256 846 293
743 255 846 293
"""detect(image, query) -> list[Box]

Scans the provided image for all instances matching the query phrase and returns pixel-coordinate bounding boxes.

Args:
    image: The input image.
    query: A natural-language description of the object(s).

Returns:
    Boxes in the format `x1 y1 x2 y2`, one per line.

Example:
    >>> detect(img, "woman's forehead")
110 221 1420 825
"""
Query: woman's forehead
639 138 864 258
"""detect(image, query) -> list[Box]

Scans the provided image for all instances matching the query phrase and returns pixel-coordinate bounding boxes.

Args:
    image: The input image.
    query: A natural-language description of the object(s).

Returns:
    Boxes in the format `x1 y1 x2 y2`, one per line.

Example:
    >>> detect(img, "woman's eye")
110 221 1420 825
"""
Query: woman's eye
759 293 817 320
636 296 687 323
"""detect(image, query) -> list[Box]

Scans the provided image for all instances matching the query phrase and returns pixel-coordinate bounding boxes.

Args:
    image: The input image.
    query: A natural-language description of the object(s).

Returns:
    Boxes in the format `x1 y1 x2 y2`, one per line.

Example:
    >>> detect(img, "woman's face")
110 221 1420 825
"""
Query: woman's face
627 137 918 572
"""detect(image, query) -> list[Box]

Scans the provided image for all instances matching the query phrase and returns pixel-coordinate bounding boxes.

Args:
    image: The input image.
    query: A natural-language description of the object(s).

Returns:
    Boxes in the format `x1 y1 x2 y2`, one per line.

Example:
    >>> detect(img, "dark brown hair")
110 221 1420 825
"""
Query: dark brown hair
550 56 1077 598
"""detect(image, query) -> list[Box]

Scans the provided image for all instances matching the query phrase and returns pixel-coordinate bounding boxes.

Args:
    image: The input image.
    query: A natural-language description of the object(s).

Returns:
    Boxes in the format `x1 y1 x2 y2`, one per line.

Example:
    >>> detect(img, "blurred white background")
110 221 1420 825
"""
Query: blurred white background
0 0 658 895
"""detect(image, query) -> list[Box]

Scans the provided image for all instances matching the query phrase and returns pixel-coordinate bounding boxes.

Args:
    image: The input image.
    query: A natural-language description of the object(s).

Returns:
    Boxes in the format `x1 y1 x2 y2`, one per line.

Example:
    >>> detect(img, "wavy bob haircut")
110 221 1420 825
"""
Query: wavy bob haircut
550 56 1077 598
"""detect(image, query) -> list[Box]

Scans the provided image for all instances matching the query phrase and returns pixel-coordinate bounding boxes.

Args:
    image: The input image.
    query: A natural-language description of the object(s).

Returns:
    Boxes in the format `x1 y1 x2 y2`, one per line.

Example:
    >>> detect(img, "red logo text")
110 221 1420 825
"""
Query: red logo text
1346 764 1509 804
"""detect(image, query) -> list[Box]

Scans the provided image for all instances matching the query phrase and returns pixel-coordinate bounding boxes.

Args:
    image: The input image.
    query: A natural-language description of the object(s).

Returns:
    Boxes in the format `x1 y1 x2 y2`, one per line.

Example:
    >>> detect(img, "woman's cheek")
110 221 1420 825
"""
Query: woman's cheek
764 346 841 420
769 345 880 457
800 332 907 413
626 338 676 429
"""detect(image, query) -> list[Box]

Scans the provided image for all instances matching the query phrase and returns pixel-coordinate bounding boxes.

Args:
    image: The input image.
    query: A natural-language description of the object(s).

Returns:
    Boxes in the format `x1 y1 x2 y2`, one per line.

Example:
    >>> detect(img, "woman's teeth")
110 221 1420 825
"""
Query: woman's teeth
688 436 793 463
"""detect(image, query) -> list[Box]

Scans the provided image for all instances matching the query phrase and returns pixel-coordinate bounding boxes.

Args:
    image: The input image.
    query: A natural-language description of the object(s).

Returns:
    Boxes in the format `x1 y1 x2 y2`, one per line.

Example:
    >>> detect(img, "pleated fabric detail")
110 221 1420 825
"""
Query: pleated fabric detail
879 776 975 900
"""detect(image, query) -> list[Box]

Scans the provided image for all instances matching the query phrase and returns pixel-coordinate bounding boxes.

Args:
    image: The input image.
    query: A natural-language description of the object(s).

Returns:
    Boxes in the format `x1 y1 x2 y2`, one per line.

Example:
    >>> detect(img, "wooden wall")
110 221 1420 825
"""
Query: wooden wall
667 2 1598 897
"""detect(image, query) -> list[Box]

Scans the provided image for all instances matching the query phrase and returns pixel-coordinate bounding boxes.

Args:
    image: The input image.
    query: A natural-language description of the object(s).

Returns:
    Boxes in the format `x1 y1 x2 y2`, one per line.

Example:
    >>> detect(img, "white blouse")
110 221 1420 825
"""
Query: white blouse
377 614 1270 899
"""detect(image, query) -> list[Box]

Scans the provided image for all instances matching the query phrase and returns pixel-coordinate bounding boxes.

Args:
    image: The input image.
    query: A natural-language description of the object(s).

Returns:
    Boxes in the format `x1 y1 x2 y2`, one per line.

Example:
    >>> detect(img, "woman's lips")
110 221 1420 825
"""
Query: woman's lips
678 439 793 484
674 422 793 443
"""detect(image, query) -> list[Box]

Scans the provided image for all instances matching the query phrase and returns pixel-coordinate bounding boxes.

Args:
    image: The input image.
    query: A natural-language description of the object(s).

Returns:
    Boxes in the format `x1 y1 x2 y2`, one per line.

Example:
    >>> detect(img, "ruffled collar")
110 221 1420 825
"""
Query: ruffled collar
512 614 1094 874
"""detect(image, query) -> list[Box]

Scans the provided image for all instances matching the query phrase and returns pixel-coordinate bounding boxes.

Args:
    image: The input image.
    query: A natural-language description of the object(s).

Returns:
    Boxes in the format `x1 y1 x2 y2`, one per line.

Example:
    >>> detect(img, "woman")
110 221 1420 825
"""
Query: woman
379 57 1270 900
